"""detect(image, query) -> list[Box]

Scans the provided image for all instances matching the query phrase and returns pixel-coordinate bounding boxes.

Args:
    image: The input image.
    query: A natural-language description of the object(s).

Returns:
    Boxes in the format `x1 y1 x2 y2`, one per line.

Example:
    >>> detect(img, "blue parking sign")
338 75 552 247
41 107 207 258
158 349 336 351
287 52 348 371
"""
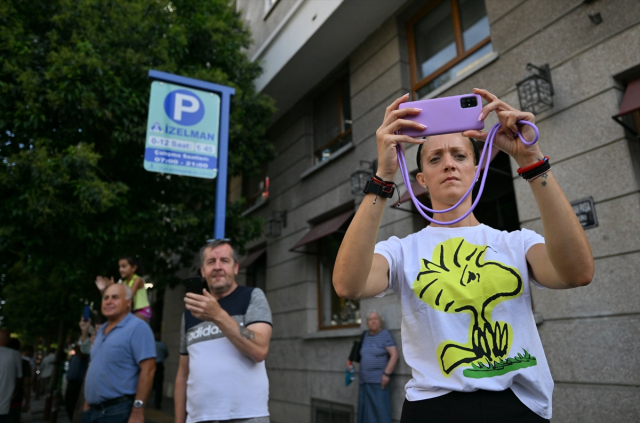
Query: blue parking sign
146 70 235 239
144 81 220 178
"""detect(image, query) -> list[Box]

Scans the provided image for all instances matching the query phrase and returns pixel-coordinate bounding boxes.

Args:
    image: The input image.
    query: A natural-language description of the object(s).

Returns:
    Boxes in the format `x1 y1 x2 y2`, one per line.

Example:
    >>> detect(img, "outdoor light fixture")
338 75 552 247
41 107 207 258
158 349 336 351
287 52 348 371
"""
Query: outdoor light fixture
516 64 554 115
350 160 378 195
266 210 287 238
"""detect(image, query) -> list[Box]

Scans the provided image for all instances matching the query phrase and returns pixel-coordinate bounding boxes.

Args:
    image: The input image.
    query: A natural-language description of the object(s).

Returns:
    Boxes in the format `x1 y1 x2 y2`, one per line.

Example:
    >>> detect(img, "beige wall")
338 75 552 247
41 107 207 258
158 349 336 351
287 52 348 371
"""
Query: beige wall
238 0 301 60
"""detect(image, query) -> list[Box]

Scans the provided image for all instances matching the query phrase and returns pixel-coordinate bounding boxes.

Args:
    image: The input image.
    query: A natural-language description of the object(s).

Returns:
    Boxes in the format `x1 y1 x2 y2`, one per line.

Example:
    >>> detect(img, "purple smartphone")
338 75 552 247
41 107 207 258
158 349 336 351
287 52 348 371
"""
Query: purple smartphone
398 94 484 137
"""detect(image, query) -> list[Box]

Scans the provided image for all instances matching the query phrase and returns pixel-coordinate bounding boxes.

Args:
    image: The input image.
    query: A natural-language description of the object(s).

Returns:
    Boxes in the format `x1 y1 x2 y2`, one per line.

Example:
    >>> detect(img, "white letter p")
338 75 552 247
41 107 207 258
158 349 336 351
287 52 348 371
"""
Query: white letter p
173 93 200 121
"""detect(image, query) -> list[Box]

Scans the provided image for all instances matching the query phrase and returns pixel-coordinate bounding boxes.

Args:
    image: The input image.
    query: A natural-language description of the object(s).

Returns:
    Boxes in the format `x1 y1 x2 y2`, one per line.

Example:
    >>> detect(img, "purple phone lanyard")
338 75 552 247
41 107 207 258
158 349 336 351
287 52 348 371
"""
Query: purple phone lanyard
396 120 539 225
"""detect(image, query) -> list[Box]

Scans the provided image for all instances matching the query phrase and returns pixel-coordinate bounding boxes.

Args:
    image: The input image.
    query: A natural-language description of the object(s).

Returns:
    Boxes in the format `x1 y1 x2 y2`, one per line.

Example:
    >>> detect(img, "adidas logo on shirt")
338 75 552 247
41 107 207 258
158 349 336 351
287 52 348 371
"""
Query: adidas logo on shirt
187 323 222 342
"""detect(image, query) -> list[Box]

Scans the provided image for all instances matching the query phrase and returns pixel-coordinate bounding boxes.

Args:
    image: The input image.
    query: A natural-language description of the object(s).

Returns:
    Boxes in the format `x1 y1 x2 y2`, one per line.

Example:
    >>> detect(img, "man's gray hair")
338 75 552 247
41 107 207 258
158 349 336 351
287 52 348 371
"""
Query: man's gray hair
368 310 383 320
199 239 239 266
103 283 133 301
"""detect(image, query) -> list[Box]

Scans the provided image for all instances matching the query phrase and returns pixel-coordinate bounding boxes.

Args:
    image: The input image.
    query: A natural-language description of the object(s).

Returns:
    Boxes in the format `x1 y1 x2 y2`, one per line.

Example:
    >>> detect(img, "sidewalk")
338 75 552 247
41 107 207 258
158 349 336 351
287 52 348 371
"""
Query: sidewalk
21 394 70 423
143 397 174 423
19 394 173 423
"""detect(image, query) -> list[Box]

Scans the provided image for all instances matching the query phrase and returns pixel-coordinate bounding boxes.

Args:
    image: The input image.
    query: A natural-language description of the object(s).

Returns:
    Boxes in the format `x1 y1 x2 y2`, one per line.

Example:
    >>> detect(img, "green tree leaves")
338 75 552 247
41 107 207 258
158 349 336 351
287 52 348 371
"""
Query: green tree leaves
0 0 273 337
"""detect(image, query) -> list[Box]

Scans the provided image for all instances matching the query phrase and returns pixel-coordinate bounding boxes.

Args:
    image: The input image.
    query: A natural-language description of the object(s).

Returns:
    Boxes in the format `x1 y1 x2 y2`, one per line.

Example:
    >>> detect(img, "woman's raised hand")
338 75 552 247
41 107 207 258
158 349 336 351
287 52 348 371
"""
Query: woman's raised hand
462 88 542 168
375 93 426 180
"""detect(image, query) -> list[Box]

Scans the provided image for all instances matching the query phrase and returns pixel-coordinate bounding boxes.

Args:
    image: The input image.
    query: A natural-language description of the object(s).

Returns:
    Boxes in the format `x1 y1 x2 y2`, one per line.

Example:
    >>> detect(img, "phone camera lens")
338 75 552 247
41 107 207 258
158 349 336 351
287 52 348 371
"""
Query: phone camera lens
460 97 477 108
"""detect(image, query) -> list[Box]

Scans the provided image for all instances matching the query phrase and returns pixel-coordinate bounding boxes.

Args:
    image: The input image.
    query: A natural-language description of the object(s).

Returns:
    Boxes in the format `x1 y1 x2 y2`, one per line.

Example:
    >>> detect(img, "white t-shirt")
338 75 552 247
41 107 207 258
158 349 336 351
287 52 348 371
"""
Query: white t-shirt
0 346 23 414
374 224 553 419
40 352 56 378
180 286 272 422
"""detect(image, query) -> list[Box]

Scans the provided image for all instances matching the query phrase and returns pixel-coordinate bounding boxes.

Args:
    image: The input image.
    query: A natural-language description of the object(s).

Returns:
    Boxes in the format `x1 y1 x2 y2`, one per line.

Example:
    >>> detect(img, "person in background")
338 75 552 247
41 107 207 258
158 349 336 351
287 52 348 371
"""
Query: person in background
7 338 30 423
0 329 22 423
78 317 93 355
65 340 89 421
353 311 398 423
82 283 155 423
20 347 34 413
69 318 96 423
95 255 151 323
152 333 169 410
38 347 56 395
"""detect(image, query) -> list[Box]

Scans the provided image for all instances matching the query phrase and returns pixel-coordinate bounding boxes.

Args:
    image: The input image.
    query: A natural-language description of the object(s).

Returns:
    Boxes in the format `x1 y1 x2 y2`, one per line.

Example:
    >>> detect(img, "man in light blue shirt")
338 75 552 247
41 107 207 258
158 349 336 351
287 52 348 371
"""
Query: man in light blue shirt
82 284 156 423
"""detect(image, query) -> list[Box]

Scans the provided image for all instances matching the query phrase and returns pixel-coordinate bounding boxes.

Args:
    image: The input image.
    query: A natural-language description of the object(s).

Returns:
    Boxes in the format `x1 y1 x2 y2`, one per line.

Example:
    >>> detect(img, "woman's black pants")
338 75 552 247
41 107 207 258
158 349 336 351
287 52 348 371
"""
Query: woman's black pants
400 389 550 423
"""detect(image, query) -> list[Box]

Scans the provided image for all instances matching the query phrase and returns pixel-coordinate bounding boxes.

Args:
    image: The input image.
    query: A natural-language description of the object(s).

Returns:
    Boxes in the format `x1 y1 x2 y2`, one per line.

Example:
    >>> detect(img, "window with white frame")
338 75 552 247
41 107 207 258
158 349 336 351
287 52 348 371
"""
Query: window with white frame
245 249 266 292
317 219 360 329
242 164 268 210
264 0 279 17
313 75 352 164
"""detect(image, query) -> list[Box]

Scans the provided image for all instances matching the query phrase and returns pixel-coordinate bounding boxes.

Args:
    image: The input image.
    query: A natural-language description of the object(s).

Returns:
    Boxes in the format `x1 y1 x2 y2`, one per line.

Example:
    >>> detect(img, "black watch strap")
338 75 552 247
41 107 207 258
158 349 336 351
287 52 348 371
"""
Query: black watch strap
363 177 395 198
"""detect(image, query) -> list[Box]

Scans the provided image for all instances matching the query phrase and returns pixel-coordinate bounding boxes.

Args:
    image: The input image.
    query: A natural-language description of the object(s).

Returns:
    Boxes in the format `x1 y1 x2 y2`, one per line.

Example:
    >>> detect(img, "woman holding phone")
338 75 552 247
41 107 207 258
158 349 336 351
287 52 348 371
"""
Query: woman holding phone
333 88 594 422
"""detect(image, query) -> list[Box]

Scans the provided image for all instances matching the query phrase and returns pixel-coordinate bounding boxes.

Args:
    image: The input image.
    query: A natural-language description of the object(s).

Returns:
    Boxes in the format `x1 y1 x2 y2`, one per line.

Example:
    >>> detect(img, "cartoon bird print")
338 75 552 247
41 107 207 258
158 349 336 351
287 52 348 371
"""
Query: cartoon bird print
412 238 524 376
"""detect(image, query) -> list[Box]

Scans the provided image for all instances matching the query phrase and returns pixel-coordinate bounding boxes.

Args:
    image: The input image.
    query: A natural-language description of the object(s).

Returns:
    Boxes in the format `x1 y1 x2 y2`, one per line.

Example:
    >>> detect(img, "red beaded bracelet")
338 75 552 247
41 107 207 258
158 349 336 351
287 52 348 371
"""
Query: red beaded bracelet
517 156 550 175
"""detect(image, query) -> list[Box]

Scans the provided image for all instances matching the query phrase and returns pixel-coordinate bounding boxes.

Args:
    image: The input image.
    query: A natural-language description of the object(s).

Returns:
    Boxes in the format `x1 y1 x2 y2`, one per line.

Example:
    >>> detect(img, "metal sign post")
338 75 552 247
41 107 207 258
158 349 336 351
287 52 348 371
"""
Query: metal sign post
146 70 235 239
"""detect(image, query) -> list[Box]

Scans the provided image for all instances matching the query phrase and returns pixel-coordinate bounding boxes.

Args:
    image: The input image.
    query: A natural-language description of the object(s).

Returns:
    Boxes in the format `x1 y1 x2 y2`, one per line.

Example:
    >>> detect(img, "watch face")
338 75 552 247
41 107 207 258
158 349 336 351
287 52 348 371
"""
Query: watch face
133 400 144 409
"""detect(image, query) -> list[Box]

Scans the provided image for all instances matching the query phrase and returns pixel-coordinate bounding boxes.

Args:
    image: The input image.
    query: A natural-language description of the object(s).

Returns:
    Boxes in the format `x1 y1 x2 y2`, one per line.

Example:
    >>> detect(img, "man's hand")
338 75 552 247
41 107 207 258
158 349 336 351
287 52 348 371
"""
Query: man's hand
184 289 224 322
83 402 89 412
381 374 390 389
127 408 144 423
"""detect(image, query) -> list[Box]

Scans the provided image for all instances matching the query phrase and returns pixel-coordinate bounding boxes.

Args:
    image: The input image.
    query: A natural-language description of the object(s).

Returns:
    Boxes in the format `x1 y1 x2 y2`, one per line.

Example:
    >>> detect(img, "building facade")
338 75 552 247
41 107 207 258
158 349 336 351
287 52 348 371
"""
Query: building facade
161 1 640 422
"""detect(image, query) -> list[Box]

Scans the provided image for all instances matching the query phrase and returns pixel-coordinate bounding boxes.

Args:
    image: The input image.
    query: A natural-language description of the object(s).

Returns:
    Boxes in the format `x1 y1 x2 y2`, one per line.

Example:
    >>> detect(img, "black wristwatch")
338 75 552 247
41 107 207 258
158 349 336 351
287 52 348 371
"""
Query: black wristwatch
363 177 395 198
383 372 392 377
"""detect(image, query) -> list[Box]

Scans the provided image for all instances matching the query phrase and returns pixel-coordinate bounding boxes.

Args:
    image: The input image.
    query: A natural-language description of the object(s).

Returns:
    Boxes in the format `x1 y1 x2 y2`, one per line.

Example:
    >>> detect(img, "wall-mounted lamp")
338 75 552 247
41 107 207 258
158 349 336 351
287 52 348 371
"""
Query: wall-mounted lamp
350 160 377 195
266 210 287 238
516 63 554 115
